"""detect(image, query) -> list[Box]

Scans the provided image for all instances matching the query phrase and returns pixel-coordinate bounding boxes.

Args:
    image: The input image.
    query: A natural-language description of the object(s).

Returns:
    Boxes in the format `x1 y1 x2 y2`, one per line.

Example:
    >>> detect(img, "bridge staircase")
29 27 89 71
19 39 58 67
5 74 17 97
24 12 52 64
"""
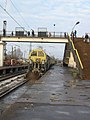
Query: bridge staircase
73 38 90 80
64 37 90 80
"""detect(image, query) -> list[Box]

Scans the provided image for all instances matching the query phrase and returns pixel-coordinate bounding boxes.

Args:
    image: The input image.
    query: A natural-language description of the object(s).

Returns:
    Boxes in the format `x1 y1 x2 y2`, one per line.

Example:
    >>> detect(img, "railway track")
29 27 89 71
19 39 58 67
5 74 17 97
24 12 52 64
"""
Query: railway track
0 71 27 81
0 73 28 98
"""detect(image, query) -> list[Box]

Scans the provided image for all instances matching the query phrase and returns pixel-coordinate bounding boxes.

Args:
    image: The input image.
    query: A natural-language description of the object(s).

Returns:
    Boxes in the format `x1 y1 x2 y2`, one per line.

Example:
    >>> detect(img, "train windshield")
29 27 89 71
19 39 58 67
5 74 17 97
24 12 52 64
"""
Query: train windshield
31 51 37 56
38 51 44 57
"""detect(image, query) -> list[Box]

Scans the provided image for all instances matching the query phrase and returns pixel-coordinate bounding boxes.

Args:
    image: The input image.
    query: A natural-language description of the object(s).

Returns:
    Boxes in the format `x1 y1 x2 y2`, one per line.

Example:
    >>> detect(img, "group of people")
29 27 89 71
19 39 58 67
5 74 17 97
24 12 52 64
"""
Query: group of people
71 30 77 40
28 29 35 37
11 29 35 37
84 34 90 43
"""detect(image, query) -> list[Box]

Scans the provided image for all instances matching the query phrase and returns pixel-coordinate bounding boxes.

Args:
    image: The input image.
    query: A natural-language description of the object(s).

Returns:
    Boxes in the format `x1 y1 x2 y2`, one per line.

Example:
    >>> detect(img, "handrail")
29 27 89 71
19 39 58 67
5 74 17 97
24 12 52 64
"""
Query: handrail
68 35 83 69
75 49 83 69
0 30 68 38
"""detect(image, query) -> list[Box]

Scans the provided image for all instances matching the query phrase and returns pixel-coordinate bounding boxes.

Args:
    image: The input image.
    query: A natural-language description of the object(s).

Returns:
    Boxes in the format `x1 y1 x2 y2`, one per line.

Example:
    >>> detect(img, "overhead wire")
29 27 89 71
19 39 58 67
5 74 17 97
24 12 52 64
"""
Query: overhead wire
0 3 27 33
10 0 30 29
4 0 7 10
9 0 32 54
9 0 32 52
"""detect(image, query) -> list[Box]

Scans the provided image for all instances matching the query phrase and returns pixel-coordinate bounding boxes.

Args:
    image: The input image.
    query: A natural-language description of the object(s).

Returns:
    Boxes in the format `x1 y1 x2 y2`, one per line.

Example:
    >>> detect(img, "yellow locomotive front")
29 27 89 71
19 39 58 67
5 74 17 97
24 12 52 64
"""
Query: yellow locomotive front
29 49 47 72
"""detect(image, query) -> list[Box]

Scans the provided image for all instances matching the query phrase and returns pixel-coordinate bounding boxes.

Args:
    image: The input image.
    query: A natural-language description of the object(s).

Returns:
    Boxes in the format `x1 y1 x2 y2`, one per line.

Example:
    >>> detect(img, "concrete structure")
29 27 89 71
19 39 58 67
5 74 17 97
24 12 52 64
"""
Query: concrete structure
0 36 79 69
68 52 76 68
0 36 68 67
0 41 6 66
0 35 82 80
0 36 68 43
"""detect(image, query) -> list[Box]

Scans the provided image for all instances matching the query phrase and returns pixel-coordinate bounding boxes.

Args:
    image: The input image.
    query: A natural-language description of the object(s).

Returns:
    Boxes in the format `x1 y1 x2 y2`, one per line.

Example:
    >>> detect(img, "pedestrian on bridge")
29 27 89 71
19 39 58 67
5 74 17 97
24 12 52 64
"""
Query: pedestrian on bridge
74 30 77 38
71 31 74 41
28 31 30 36
31 29 35 37
11 31 13 36
84 34 89 43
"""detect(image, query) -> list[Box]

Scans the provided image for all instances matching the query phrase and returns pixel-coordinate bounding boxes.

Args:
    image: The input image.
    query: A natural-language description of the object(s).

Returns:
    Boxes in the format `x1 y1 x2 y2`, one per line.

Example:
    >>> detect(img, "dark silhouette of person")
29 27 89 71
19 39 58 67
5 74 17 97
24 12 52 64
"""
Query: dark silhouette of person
28 31 30 36
64 32 67 38
11 31 13 36
84 34 89 42
71 31 74 40
74 30 77 38
32 29 34 37
85 34 89 39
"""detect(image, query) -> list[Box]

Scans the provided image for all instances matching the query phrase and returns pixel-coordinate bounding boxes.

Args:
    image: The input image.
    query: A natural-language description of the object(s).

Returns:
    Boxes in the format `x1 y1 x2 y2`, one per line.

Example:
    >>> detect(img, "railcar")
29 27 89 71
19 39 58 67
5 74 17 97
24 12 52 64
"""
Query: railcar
4 58 25 66
28 48 55 73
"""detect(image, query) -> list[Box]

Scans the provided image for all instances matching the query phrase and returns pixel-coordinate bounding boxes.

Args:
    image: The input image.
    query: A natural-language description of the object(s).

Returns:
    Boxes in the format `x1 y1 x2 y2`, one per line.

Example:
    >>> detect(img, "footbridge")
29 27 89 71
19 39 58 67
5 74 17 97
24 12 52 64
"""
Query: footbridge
0 30 86 79
0 31 68 43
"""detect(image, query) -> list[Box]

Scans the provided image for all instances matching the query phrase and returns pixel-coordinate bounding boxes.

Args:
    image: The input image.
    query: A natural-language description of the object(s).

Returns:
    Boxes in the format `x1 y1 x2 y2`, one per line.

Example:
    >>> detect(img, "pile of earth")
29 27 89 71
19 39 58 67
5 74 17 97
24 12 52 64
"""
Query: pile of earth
25 71 40 81
73 38 90 80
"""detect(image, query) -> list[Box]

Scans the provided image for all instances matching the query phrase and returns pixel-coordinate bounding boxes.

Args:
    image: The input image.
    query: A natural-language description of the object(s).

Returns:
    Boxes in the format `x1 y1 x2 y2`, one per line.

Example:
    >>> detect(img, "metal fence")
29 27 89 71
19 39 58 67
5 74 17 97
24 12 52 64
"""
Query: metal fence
0 30 68 38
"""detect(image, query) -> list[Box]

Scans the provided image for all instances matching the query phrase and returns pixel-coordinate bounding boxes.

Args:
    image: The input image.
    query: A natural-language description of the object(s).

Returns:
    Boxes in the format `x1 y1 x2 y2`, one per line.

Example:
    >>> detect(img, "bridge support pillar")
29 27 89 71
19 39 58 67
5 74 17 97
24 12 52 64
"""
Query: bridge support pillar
68 52 76 68
0 41 6 67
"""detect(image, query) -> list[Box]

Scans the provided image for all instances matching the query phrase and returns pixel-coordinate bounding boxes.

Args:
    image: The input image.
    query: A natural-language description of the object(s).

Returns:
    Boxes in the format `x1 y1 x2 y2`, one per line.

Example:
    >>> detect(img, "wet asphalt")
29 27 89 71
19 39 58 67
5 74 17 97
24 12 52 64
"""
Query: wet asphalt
0 64 90 120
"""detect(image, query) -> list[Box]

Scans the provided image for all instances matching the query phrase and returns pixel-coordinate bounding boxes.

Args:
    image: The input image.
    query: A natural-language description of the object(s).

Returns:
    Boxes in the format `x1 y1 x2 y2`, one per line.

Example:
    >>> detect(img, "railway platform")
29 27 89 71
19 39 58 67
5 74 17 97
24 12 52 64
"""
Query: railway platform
0 65 29 80
0 64 90 120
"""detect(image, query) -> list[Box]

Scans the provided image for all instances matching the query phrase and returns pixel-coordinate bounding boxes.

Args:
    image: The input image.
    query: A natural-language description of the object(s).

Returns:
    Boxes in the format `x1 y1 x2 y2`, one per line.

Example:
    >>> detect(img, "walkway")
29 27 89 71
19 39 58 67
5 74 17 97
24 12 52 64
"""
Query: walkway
0 65 90 120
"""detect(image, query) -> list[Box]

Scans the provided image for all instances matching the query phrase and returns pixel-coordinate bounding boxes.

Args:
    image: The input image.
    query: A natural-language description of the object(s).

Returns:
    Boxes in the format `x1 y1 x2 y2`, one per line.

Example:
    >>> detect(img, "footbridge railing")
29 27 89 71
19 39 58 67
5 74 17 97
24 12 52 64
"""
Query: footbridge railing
68 35 83 79
0 30 68 38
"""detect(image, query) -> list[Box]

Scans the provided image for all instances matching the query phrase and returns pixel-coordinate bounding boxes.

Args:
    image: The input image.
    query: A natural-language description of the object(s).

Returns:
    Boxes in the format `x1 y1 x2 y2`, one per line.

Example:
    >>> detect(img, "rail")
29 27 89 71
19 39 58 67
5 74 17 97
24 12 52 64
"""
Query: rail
0 65 29 81
68 35 83 78
0 74 27 98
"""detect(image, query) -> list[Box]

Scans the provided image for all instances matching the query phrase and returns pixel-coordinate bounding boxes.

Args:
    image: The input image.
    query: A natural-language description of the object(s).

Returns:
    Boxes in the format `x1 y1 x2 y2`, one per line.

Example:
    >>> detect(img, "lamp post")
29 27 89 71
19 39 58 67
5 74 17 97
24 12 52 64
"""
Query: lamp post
72 21 80 32
53 24 55 37
3 20 7 36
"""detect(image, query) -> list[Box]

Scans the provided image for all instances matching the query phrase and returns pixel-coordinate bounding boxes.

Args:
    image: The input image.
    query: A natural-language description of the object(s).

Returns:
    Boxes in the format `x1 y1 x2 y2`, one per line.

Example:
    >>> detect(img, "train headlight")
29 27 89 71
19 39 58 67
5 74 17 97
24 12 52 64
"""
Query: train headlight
42 60 45 64
36 58 40 63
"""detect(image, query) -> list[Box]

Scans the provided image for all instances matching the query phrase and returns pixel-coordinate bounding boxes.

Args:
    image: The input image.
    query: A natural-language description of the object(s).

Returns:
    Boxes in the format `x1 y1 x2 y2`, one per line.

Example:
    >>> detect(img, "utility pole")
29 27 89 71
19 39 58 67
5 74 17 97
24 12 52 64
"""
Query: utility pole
12 46 13 58
53 24 55 37
3 20 7 36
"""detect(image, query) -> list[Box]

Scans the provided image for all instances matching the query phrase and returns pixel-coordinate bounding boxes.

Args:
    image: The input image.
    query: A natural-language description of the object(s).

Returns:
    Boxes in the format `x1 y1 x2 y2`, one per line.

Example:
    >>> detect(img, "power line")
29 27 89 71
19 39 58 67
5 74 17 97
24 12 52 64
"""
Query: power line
10 0 30 29
4 0 7 10
0 4 27 32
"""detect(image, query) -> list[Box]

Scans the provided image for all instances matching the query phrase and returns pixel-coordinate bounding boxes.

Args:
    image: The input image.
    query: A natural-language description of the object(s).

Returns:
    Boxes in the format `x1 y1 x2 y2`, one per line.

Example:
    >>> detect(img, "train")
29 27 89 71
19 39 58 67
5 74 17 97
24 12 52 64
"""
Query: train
28 48 56 73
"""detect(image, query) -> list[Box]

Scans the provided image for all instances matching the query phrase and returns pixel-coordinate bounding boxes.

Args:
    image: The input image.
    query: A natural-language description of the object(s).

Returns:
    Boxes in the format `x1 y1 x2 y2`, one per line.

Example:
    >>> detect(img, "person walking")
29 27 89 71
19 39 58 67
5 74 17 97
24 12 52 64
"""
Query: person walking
74 30 77 38
28 31 30 36
71 31 74 41
84 34 89 43
31 29 35 37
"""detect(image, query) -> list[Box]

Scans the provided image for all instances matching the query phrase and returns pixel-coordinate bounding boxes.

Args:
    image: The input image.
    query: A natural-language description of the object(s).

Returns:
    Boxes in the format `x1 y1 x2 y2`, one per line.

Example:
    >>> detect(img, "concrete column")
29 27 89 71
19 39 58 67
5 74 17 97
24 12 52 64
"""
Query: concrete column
0 41 5 67
68 51 76 68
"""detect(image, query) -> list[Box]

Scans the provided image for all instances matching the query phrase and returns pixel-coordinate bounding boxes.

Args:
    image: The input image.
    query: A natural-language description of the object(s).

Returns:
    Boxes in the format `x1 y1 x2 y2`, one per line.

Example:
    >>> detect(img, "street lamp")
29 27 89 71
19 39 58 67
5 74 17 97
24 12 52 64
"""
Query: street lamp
72 21 80 32
53 24 55 37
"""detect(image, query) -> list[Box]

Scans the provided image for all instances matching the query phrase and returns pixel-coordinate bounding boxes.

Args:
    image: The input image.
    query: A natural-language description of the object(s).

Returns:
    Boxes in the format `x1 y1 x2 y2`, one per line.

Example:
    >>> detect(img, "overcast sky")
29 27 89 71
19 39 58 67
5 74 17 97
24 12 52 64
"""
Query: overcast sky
0 0 90 36
0 0 90 59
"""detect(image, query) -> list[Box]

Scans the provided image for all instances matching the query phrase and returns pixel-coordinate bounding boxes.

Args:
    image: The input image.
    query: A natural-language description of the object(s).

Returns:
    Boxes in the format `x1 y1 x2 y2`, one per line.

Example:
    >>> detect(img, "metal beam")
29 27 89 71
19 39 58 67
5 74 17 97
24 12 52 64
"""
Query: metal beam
0 36 68 43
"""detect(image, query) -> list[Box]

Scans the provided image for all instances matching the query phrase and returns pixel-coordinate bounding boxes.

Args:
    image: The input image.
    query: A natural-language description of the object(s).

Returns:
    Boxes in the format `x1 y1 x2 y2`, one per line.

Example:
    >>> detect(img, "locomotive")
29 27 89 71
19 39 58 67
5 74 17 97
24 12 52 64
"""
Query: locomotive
28 48 55 73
